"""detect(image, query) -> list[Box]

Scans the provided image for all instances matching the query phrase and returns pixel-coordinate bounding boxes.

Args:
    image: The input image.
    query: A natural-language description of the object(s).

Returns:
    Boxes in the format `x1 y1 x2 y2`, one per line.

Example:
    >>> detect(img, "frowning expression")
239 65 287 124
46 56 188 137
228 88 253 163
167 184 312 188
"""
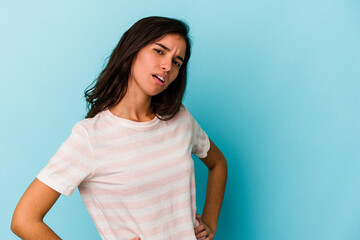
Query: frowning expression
128 34 187 97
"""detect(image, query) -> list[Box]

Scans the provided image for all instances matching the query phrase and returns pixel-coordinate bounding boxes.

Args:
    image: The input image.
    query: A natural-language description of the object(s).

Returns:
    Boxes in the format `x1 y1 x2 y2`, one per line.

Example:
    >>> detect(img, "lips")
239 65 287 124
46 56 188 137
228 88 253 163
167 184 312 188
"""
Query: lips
152 75 165 86
152 74 167 84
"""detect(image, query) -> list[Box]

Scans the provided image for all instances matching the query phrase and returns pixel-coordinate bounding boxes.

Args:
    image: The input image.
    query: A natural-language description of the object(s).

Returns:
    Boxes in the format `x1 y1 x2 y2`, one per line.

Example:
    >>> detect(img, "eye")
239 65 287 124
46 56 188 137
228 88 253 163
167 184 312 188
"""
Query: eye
154 49 163 54
173 60 181 67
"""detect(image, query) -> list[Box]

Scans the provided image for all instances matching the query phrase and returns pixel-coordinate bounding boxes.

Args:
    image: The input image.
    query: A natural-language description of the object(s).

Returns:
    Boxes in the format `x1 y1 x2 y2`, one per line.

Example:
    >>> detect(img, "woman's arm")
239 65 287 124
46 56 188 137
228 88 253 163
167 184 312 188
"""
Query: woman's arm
11 178 62 239
195 138 228 238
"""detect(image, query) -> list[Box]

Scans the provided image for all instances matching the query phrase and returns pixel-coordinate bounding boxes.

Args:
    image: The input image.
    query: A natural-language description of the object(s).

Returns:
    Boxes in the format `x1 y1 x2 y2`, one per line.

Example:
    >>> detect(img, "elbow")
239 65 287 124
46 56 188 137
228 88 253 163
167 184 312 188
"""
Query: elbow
214 156 228 181
11 210 34 237
217 159 228 176
210 156 228 176
10 215 22 236
214 153 228 172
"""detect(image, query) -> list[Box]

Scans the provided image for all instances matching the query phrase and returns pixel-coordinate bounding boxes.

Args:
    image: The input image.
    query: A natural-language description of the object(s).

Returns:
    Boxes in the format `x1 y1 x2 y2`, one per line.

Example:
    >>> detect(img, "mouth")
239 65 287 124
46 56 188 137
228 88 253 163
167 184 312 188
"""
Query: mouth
152 75 165 83
152 75 165 86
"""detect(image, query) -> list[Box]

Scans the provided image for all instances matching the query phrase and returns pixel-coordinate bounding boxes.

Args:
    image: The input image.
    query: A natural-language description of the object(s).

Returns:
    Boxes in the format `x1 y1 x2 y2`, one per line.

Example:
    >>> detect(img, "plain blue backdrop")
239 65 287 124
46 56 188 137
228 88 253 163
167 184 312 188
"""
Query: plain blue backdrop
1 0 359 239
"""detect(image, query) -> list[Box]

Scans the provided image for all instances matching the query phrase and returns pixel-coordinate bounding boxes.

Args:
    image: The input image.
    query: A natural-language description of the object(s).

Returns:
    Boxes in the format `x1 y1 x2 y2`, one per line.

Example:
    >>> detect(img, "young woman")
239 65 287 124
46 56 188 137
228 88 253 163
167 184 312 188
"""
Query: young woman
11 16 227 240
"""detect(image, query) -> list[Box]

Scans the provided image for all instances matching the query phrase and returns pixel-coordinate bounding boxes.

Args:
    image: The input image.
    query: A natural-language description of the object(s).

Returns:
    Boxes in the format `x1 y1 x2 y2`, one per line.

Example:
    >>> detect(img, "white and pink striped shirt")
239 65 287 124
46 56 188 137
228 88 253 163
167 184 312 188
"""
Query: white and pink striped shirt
37 104 210 240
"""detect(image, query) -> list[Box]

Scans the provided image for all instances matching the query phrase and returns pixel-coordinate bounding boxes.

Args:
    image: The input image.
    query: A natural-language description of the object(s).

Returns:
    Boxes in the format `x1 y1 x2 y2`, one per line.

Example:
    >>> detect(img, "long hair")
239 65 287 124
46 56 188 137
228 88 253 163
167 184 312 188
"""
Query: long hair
84 16 191 120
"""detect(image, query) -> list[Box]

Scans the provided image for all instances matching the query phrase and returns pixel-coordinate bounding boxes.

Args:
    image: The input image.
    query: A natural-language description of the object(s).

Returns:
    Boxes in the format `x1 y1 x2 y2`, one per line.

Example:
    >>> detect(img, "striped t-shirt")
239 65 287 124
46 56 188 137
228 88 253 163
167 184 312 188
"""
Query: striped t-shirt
37 104 210 240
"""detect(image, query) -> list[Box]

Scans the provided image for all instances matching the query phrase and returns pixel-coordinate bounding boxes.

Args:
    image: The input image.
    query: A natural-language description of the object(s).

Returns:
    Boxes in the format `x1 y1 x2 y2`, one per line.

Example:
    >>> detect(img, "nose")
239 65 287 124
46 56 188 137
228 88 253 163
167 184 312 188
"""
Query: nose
160 58 172 72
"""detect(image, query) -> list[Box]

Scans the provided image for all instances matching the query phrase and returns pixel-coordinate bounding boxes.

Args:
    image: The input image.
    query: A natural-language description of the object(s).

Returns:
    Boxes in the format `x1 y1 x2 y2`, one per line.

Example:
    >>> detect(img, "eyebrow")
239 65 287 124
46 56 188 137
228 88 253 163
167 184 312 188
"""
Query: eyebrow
154 43 184 63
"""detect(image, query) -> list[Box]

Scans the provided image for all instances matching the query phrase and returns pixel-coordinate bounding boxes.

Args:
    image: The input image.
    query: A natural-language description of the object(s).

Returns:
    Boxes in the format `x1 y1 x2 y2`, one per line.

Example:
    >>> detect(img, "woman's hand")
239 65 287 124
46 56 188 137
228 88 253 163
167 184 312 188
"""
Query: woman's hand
194 213 215 240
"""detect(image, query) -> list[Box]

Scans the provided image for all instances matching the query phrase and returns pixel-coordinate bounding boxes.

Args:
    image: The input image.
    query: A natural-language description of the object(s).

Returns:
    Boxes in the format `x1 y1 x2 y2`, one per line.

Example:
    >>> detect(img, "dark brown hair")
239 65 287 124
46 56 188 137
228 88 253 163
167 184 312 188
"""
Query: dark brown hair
84 16 191 120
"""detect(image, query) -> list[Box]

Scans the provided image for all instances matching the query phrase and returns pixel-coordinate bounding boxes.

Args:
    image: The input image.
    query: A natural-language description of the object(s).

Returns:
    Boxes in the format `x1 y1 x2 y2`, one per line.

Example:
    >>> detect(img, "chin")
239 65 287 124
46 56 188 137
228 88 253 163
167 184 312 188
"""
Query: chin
144 90 161 97
149 88 166 97
151 91 164 97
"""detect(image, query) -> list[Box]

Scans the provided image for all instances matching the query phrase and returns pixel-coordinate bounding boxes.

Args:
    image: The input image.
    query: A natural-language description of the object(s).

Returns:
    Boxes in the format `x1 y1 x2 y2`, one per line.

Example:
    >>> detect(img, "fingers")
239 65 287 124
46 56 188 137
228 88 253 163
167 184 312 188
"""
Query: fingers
132 237 140 240
195 224 212 239
196 228 214 240
194 223 205 234
194 213 214 240
195 228 208 239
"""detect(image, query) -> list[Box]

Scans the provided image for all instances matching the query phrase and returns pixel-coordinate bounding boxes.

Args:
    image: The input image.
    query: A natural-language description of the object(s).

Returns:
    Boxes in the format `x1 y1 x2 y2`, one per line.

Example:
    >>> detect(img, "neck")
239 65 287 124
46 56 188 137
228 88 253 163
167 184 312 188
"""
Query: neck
109 83 155 122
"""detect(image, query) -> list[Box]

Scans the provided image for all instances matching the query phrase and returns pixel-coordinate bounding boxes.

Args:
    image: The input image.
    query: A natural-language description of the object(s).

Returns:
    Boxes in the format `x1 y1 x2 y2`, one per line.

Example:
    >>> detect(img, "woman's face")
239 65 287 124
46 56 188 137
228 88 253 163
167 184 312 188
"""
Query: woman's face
128 33 187 97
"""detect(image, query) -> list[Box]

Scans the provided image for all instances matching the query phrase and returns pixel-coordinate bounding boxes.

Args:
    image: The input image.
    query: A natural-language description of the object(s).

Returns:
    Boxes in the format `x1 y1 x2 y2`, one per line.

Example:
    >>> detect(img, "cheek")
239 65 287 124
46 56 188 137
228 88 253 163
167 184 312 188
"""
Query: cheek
133 51 154 74
170 69 180 81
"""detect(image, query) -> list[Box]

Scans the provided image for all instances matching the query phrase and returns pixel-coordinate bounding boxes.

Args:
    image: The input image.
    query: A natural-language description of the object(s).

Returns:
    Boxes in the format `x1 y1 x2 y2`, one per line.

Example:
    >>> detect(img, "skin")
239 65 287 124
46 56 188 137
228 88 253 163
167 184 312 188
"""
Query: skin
109 33 187 122
110 33 228 239
194 139 228 240
11 33 227 240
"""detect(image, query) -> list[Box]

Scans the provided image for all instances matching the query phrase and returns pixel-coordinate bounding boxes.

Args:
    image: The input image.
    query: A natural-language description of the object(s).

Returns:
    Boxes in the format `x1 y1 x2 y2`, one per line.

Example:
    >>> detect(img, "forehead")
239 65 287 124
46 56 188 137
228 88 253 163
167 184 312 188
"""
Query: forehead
153 34 187 57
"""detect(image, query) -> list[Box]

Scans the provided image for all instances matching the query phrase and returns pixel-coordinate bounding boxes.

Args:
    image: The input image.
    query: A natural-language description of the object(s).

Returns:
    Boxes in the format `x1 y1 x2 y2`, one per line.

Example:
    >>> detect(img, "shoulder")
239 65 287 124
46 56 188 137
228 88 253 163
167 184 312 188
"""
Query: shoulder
176 103 191 121
71 110 109 135
180 104 197 122
179 103 190 116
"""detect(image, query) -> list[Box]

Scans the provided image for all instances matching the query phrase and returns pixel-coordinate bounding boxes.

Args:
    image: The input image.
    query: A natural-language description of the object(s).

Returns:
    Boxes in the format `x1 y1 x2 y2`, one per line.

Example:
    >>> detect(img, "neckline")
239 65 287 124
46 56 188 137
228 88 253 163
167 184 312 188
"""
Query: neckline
103 108 160 128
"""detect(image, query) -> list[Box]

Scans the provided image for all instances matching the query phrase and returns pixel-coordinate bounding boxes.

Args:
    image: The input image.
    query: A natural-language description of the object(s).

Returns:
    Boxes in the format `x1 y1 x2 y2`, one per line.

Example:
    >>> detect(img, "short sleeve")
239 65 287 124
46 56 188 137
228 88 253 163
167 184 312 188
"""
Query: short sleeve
36 122 94 196
186 107 210 159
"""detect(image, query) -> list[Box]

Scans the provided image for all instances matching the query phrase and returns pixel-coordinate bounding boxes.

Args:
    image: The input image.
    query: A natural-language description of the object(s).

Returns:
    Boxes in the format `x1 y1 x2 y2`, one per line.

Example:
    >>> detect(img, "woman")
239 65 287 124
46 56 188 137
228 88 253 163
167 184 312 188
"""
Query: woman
11 16 227 240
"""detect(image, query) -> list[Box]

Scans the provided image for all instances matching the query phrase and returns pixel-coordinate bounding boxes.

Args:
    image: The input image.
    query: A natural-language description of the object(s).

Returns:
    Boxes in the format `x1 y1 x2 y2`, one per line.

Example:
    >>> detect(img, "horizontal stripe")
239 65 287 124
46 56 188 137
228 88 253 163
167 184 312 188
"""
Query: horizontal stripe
38 104 209 240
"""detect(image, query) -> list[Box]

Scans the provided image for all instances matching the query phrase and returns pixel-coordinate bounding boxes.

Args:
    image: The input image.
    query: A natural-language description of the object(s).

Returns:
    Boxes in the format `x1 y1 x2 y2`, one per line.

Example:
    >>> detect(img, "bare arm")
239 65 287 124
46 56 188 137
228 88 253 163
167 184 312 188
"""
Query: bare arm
11 178 62 239
198 138 228 235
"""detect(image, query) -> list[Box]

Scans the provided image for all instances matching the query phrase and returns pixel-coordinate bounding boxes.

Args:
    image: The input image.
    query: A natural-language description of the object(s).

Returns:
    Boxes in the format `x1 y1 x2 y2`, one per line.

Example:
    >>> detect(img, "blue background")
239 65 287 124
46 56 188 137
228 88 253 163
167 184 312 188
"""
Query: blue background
1 0 359 239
